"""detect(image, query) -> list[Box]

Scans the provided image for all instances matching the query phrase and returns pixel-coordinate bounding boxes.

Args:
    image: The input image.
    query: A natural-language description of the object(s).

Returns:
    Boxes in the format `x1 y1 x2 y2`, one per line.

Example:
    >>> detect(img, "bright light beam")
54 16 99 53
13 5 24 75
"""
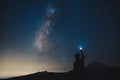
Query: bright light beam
79 46 83 50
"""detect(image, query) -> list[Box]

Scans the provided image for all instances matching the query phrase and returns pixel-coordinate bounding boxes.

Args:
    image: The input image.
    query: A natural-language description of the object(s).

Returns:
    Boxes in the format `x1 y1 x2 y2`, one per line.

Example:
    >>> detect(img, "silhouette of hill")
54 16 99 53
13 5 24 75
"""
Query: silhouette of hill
0 62 120 80
85 62 120 80
86 62 112 72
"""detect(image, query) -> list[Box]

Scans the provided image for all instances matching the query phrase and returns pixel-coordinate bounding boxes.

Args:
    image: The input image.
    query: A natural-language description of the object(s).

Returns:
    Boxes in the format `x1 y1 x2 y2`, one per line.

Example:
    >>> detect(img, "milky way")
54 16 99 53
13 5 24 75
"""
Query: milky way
35 6 55 52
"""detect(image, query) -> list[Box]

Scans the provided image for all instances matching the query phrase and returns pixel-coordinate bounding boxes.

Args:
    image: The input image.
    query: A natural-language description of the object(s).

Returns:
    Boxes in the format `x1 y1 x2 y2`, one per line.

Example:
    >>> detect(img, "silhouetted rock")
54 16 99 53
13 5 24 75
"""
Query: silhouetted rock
85 62 120 80
86 62 112 73
0 62 120 80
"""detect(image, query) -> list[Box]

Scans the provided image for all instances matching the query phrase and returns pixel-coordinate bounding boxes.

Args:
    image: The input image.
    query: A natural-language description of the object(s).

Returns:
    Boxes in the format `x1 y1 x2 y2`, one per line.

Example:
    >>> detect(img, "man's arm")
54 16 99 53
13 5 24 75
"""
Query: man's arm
80 50 84 59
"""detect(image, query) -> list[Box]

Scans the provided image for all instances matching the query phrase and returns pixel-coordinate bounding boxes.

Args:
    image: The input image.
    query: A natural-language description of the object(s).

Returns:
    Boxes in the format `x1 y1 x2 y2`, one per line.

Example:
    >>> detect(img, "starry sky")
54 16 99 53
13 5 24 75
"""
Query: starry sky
0 0 120 78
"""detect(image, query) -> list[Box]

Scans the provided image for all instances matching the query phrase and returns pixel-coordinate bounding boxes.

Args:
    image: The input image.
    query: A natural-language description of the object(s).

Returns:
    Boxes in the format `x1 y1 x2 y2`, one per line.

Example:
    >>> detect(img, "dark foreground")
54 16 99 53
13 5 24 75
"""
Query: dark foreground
1 62 120 80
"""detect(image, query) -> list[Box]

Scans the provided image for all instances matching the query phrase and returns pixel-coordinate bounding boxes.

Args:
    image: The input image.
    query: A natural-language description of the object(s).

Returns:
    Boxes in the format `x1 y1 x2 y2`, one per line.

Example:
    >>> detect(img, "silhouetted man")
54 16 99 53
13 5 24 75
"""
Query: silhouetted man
73 49 85 80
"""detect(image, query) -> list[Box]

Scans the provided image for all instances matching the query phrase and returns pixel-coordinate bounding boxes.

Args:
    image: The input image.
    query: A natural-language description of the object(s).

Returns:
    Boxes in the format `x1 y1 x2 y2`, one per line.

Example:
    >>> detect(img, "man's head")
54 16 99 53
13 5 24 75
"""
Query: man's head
75 53 81 60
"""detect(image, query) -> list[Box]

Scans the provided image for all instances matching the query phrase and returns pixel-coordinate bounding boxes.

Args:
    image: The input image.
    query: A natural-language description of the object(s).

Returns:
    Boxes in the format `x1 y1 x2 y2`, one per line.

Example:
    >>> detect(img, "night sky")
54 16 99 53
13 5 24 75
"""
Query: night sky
0 0 120 78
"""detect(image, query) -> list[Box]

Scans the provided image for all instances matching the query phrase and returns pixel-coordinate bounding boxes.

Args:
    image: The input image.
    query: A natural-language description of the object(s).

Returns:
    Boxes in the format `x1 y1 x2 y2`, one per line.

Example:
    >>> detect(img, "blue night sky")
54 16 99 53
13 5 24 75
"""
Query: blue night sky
0 0 120 78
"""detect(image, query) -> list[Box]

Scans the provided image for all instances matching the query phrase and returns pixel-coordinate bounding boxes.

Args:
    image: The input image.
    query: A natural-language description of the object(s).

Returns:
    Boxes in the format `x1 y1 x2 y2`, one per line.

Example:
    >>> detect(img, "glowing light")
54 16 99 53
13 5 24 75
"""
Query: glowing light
79 46 83 50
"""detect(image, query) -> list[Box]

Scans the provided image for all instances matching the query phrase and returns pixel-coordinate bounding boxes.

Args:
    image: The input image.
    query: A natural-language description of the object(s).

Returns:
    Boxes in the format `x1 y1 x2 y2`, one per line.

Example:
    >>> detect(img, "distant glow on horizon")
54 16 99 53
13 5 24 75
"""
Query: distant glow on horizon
0 50 64 78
